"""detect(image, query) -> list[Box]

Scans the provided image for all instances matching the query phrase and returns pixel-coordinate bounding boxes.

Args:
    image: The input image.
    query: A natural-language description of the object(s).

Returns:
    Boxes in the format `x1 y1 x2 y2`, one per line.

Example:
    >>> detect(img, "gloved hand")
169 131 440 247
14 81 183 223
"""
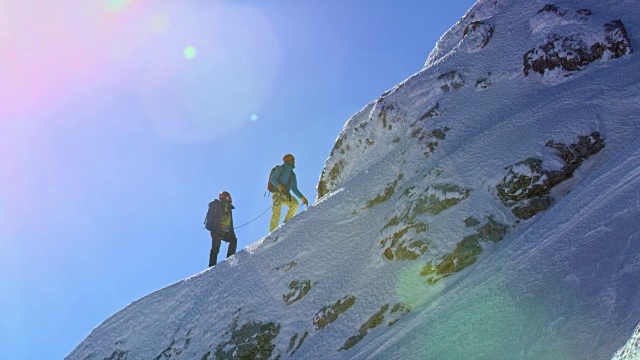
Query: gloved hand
278 184 285 192
301 196 308 206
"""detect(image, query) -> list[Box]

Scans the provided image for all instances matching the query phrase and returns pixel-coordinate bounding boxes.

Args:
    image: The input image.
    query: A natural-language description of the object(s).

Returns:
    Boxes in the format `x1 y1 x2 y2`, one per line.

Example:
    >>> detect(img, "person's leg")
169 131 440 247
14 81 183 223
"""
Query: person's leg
282 194 300 223
225 232 237 258
209 233 221 267
270 192 284 232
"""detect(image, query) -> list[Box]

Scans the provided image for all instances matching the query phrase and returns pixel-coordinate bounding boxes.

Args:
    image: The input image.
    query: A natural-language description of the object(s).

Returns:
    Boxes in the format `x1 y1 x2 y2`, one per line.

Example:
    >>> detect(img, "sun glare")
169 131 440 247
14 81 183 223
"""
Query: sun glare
104 0 133 12
140 3 281 143
184 46 197 59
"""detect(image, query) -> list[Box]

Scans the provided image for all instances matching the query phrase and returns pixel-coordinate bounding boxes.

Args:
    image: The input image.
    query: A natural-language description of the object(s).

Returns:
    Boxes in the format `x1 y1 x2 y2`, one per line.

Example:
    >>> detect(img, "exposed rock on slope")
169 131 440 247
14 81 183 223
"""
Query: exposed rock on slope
461 20 495 52
212 313 280 360
524 5 632 78
496 132 605 219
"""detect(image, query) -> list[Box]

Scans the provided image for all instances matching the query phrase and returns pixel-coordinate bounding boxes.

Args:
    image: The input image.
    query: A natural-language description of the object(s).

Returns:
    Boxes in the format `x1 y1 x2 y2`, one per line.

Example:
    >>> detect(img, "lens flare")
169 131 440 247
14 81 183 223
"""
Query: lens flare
141 3 281 143
395 263 446 309
104 0 132 12
183 46 197 59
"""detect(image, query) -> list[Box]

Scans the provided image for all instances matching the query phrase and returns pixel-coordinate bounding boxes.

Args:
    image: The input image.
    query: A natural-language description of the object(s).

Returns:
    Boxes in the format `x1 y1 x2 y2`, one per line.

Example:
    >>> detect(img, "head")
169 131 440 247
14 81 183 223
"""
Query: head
219 191 232 203
283 154 295 167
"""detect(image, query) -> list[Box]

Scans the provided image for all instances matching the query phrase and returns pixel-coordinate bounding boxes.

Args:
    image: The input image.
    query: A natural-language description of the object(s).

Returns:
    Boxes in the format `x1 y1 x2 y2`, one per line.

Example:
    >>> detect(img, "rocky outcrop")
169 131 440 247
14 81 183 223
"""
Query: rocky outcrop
418 102 442 121
497 133 605 219
475 73 492 90
285 295 358 356
411 184 470 215
380 222 429 261
283 280 315 305
212 317 280 360
420 217 509 284
537 4 566 16
154 330 193 360
272 260 297 273
437 71 465 92
318 158 345 198
286 331 308 357
497 158 551 219
461 21 495 52
340 303 409 351
524 5 632 77
378 183 469 261
313 296 356 330
365 175 403 209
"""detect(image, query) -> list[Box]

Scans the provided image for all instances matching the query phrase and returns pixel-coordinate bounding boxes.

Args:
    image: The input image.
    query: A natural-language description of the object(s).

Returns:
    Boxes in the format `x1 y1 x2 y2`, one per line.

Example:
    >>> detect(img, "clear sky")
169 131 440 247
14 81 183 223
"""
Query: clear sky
0 0 476 358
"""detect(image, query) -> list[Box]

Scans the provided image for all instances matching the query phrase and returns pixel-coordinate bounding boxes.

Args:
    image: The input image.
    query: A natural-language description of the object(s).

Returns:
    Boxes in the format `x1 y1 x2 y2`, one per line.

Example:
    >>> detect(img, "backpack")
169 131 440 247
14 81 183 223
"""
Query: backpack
267 165 286 192
204 201 217 231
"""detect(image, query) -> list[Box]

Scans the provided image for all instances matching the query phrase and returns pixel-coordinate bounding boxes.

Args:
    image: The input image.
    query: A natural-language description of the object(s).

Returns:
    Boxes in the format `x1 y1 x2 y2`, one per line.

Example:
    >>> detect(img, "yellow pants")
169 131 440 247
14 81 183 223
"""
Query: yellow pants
270 192 299 232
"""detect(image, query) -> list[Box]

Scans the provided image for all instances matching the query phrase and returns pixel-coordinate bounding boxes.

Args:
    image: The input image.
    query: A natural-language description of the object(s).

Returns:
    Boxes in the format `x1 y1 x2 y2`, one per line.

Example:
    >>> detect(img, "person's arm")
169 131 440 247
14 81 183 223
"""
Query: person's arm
290 174 308 205
290 174 304 199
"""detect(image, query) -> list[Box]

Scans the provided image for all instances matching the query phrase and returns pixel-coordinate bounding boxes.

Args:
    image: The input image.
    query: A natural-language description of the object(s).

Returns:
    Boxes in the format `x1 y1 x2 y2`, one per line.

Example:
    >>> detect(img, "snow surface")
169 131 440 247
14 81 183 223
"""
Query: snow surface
67 0 640 359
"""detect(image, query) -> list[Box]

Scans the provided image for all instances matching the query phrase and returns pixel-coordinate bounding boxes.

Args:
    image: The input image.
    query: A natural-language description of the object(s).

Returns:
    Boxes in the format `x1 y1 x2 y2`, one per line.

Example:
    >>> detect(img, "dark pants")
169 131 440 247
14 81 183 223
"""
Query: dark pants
209 231 237 267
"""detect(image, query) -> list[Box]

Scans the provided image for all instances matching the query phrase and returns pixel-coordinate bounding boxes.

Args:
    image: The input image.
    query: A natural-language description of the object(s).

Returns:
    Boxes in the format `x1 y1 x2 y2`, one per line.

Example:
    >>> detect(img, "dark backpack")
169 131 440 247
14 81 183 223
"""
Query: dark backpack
267 165 286 192
204 201 217 231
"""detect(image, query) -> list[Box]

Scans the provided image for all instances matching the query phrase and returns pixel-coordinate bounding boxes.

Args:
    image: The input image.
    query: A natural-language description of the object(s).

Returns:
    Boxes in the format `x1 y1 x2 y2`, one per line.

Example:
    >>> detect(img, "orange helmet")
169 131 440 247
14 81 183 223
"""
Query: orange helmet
219 191 232 203
283 154 295 162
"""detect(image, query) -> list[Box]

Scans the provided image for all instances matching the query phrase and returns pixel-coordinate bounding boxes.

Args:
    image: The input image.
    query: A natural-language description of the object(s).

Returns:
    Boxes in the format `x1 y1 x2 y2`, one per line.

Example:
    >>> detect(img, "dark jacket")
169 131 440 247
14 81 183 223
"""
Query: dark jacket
207 199 236 239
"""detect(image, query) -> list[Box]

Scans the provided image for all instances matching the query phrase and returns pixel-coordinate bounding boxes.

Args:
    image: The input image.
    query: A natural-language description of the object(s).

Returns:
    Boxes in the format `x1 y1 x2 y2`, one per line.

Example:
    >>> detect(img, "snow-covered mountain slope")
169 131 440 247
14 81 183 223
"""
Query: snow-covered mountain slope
67 0 640 359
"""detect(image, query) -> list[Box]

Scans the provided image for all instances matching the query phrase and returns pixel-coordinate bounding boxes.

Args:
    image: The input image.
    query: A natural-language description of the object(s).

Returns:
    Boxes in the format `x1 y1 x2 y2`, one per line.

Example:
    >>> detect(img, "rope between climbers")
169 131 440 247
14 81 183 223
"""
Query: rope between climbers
233 205 272 230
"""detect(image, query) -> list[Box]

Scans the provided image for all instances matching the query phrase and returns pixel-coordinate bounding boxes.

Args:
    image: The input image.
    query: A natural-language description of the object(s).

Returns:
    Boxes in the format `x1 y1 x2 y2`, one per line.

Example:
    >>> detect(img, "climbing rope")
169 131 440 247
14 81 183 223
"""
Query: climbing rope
233 205 272 230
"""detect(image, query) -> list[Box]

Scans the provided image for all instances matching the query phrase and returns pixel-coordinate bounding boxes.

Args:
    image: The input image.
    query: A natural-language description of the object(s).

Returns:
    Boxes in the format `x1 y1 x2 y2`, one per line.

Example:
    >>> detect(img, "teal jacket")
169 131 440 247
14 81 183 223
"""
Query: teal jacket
270 163 303 199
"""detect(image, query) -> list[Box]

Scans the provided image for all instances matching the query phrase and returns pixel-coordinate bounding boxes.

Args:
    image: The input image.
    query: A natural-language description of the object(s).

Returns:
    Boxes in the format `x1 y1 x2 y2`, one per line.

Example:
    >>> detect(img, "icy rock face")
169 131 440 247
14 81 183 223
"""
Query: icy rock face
497 132 605 219
461 20 495 52
283 280 315 305
314 0 633 351
523 4 632 78
313 296 356 330
155 330 194 359
340 303 408 351
210 315 280 360
420 217 509 284
424 0 502 67
612 323 640 360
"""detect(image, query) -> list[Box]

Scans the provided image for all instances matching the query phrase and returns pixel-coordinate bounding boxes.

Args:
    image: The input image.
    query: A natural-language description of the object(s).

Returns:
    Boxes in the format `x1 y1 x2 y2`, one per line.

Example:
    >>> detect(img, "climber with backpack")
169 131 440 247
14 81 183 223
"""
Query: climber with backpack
268 154 308 232
204 191 238 267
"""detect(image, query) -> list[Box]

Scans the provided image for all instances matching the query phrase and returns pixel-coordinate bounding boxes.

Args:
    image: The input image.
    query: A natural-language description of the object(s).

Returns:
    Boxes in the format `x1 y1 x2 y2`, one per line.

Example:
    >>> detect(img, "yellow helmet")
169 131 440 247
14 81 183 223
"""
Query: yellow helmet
283 154 295 162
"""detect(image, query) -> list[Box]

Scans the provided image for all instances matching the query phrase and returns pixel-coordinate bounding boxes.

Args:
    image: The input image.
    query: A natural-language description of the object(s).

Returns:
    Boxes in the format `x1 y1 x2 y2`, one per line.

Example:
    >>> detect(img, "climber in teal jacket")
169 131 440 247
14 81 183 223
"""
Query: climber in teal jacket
269 154 308 232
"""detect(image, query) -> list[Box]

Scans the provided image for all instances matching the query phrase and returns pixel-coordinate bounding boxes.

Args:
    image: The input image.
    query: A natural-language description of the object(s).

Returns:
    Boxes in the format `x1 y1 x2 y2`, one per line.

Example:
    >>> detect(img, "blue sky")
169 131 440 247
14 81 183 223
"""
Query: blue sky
0 1 476 358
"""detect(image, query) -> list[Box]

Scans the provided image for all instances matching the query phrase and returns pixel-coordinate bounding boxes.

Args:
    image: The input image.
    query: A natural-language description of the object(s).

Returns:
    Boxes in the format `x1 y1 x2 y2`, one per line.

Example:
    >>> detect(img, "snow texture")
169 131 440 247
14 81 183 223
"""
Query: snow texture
68 0 640 359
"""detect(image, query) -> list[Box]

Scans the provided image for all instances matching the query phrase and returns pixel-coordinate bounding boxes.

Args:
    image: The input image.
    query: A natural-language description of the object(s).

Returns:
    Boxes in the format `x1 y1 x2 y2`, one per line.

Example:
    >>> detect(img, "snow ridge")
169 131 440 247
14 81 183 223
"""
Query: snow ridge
67 0 640 359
